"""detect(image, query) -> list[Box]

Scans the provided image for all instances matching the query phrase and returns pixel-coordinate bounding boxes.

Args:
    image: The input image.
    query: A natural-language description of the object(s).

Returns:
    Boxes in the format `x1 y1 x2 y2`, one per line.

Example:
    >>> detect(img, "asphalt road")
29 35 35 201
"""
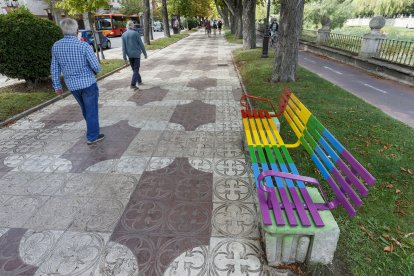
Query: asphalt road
298 50 414 128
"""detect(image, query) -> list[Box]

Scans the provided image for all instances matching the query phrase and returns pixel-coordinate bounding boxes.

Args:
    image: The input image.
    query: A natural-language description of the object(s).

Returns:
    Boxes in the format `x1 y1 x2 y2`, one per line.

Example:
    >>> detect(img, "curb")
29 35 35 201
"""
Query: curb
0 63 129 128
230 50 254 110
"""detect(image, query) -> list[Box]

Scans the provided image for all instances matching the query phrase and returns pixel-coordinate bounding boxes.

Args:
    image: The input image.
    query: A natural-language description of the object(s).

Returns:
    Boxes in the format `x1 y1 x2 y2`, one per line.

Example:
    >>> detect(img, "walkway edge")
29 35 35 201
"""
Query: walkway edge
230 50 254 110
0 64 129 128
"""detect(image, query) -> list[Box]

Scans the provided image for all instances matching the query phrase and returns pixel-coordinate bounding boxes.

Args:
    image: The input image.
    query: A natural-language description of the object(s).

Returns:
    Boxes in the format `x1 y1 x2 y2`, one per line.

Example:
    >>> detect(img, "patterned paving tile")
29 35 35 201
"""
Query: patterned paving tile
35 231 109 276
40 104 84 128
61 120 140 173
0 228 38 275
128 86 168 106
187 77 218 90
209 238 264 276
213 177 254 203
170 100 216 131
0 196 49 228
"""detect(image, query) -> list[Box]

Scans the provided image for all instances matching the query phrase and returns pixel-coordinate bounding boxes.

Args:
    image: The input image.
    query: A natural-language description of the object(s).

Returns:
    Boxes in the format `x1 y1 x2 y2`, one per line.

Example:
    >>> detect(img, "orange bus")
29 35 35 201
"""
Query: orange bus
95 14 127 37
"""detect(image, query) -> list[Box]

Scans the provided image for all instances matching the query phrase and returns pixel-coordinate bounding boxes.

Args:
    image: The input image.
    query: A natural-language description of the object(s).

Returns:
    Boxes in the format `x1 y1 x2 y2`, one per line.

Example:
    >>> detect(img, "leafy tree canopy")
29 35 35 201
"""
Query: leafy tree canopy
56 0 109 15
352 0 414 17
120 0 143 15
304 0 353 29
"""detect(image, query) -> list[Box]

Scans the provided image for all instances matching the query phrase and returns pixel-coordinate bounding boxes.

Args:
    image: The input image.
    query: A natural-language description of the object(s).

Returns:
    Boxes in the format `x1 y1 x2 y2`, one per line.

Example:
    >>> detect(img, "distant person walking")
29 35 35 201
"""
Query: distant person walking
51 18 104 145
205 20 211 38
218 20 223 35
212 20 217 35
122 20 148 90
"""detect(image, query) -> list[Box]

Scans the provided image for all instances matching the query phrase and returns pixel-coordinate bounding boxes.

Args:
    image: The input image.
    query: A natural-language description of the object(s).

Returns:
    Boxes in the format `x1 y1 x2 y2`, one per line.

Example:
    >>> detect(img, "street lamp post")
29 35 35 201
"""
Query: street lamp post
261 0 271 58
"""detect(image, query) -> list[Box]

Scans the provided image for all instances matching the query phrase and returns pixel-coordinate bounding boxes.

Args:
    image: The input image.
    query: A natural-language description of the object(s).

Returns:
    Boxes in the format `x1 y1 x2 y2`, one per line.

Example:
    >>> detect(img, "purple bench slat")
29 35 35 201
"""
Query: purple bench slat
299 187 325 227
288 187 311 226
257 189 273 225
327 176 357 217
278 187 298 226
336 158 369 196
269 189 287 226
342 149 376 186
331 168 363 207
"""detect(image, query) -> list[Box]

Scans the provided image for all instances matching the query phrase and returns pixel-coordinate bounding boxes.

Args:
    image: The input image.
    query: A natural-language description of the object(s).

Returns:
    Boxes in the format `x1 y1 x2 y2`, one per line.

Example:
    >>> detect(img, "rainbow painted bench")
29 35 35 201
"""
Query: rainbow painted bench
240 88 376 264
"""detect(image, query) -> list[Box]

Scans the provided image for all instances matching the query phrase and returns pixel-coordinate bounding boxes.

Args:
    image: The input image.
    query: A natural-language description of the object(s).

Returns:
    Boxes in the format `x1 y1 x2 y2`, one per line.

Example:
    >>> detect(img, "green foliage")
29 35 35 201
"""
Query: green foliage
169 0 217 18
56 0 109 15
0 8 63 83
120 0 143 15
352 0 414 17
185 18 199 29
304 0 353 29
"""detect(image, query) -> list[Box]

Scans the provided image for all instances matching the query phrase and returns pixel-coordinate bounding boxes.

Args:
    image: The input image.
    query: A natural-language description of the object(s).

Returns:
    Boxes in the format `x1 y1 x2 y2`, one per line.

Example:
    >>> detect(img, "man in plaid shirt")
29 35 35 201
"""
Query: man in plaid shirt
51 18 104 145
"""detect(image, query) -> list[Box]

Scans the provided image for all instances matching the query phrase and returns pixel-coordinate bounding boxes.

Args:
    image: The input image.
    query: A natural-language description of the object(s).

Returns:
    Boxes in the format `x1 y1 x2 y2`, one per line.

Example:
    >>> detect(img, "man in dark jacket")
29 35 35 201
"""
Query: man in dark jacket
122 20 148 90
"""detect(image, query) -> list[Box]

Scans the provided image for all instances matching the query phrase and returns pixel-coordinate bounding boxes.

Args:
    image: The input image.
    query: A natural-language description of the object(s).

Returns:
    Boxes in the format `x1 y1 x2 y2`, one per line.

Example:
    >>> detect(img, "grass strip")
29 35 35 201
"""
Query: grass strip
224 30 243 44
145 30 195 50
0 59 125 122
233 48 414 275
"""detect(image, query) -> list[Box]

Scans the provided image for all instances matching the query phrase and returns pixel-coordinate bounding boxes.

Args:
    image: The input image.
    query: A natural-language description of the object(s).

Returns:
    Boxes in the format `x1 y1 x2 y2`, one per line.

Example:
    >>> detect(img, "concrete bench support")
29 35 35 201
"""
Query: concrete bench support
260 187 340 266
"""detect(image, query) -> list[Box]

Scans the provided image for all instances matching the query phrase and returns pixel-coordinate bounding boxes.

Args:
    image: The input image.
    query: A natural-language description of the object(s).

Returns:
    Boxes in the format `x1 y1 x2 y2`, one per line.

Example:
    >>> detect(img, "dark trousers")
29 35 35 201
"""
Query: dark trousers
71 82 100 141
129 57 142 86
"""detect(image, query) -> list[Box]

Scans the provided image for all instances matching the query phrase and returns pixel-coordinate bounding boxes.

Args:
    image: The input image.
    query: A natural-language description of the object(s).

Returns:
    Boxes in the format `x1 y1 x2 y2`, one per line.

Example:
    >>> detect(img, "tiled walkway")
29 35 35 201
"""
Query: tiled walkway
0 31 268 275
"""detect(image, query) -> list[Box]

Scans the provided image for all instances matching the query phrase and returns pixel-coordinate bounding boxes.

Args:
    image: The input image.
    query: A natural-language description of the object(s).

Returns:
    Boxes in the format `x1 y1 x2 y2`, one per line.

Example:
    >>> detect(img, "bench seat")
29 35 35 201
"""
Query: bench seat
240 88 376 229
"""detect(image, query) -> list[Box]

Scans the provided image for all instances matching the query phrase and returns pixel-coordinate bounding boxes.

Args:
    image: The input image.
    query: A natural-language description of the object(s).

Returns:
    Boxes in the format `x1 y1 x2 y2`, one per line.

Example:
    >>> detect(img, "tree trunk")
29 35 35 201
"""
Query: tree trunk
143 0 151 45
222 5 230 29
235 9 243 39
271 0 304 82
230 13 236 34
161 0 170 37
224 0 242 37
88 12 101 63
242 0 256 49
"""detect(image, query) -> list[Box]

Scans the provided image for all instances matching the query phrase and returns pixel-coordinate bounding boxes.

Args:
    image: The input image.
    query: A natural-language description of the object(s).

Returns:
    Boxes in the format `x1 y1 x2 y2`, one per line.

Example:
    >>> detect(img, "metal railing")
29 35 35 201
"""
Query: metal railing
376 39 414 67
301 29 317 43
324 33 362 55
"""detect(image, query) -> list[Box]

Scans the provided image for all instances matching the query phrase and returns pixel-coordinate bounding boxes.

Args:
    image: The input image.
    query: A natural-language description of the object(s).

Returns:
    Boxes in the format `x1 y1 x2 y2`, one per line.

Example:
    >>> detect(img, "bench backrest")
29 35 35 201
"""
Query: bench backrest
283 91 376 217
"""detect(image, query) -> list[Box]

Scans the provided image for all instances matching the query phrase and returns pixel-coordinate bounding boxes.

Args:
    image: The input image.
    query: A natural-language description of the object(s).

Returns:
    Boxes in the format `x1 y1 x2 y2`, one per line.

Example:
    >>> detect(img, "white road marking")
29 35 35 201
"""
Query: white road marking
304 57 316 64
360 82 388 94
323 66 343 75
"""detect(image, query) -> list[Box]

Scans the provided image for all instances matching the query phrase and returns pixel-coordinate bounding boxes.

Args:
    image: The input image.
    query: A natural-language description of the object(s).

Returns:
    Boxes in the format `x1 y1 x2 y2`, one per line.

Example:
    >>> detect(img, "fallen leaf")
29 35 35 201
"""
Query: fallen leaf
396 189 401 194
400 167 407 172
386 184 394 189
408 169 413 175
405 232 414 238
383 234 390 239
384 244 394 252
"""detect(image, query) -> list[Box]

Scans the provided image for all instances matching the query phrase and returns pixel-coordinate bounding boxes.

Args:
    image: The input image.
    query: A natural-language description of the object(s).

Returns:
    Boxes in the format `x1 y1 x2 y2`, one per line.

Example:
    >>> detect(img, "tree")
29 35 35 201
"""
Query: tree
0 8 63 86
161 0 171 37
352 0 414 17
143 0 151 44
223 0 243 38
215 0 230 28
56 0 109 62
242 0 256 49
304 0 353 29
271 0 305 82
120 0 143 15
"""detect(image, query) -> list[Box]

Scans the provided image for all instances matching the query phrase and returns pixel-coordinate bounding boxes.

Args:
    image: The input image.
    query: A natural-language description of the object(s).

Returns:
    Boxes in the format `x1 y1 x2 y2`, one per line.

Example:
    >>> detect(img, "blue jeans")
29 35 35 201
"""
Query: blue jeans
71 82 100 141
129 58 142 86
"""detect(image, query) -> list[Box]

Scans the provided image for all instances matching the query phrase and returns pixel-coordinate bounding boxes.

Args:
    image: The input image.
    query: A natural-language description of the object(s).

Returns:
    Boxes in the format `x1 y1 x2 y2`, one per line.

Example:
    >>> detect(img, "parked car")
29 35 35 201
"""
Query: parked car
153 21 164 32
134 24 144 36
78 30 111 51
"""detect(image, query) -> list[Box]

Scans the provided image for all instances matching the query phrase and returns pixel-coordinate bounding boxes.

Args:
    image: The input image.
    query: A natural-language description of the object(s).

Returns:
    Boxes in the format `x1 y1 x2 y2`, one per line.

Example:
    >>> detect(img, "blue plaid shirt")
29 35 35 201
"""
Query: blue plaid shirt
51 35 101 91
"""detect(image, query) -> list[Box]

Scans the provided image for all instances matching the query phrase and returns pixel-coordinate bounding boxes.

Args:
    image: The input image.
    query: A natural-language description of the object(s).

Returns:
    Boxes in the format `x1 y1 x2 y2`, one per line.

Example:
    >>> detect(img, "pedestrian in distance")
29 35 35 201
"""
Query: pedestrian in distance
122 20 148 91
205 20 211 38
212 20 218 36
51 18 104 145
218 20 223 35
